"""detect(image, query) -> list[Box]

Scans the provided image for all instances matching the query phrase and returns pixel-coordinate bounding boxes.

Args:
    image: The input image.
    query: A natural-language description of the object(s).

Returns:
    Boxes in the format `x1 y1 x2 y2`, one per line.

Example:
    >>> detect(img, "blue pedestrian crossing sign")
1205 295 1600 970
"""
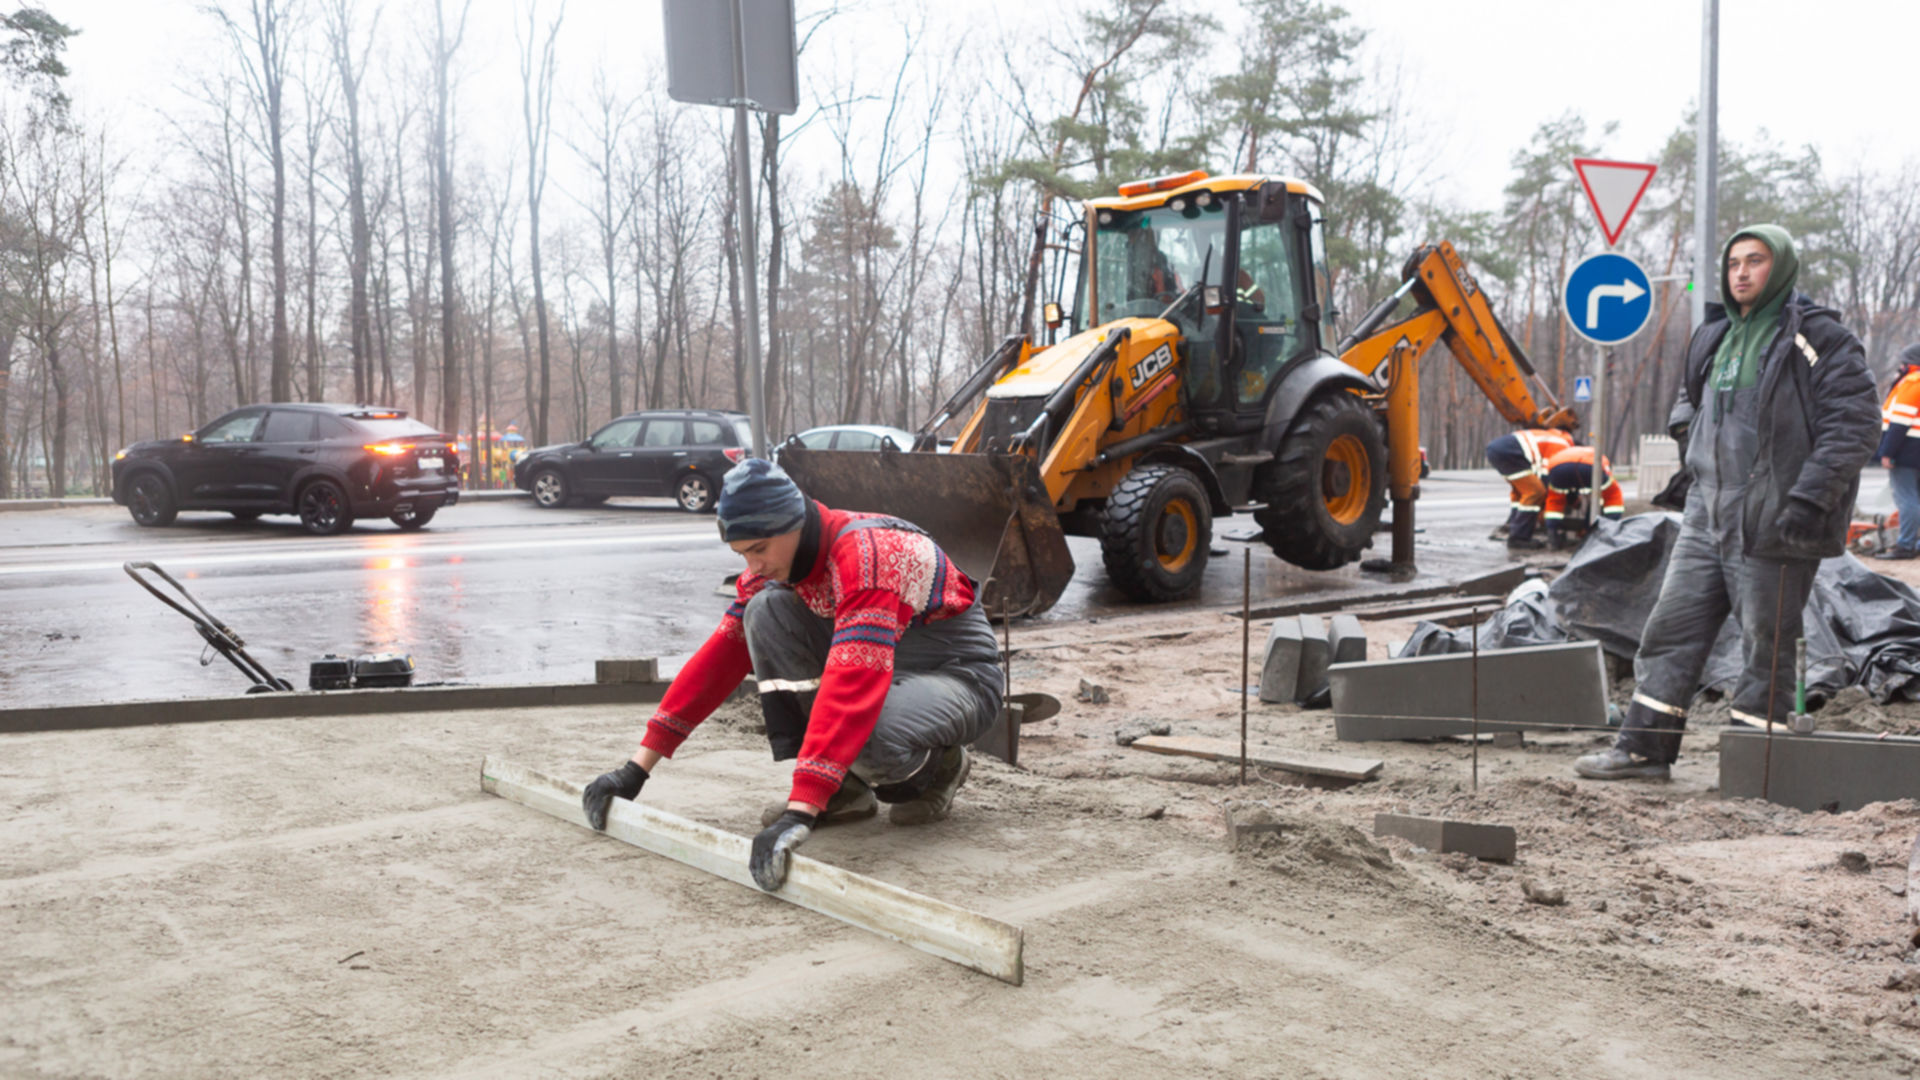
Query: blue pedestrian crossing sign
1573 376 1593 403
1562 251 1653 345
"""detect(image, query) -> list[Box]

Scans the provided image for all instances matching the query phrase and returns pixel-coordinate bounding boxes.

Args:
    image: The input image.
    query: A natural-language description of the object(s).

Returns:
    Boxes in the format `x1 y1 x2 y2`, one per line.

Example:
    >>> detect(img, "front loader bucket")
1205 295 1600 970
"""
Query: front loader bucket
779 446 1075 617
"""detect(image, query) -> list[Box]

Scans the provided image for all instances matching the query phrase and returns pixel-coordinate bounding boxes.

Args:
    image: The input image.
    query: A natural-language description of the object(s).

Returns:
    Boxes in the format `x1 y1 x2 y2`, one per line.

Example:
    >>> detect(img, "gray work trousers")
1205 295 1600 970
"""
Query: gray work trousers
742 587 1002 799
1618 495 1816 764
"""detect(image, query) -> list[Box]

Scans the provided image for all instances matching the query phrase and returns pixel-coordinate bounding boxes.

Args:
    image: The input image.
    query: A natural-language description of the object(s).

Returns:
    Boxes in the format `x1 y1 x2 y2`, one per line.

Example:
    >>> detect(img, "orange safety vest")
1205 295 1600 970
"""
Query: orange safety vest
1883 369 1920 430
1502 428 1576 514
1542 446 1623 521
1517 428 1575 471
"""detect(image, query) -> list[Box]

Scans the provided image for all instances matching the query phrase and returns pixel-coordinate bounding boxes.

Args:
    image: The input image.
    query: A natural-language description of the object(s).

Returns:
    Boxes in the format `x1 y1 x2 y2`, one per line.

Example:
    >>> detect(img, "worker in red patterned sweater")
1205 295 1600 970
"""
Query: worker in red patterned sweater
580 458 1004 891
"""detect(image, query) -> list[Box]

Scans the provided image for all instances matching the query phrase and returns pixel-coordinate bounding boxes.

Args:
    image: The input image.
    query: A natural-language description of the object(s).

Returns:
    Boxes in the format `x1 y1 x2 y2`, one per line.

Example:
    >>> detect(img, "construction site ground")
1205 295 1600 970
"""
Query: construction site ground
10 577 1920 1079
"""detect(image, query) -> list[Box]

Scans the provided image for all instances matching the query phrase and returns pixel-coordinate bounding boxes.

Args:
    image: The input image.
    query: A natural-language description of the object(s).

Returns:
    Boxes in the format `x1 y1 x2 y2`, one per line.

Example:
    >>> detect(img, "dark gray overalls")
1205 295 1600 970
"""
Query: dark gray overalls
745 516 1003 800
1619 343 1817 763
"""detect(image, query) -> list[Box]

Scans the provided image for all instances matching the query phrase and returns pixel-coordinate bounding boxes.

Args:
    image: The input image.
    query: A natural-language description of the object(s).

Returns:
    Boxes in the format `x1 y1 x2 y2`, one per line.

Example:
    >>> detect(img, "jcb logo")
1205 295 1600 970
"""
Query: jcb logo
1129 345 1174 390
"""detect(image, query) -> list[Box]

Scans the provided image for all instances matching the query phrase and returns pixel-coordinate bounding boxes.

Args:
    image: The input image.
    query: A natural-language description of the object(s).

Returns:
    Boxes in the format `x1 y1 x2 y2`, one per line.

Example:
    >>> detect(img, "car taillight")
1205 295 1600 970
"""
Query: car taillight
724 447 746 463
365 442 410 456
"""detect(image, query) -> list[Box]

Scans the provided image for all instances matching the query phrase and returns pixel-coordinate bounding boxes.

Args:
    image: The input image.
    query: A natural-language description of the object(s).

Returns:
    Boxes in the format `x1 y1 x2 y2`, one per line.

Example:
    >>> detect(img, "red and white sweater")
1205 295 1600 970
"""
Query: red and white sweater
639 502 977 809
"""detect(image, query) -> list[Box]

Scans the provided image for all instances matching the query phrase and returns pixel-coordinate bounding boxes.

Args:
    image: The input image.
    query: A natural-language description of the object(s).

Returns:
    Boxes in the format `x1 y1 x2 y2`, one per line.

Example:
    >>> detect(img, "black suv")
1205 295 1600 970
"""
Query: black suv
111 404 460 535
513 409 750 512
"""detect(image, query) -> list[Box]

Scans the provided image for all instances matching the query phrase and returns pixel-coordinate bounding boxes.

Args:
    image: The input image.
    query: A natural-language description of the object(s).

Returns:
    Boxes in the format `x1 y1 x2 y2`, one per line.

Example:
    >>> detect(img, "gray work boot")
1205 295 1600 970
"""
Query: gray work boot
1573 747 1670 781
888 746 971 826
760 773 878 828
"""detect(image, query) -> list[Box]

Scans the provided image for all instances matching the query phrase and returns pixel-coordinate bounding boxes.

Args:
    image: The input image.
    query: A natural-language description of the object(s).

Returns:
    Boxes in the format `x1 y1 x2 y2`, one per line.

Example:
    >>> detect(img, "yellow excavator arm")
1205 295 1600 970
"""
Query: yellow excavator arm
1336 241 1577 505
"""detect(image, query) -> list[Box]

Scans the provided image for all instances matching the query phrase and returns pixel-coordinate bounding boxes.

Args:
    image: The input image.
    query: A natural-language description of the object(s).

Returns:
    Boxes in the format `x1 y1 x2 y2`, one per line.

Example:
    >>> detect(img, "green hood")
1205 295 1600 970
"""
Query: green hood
1707 223 1800 396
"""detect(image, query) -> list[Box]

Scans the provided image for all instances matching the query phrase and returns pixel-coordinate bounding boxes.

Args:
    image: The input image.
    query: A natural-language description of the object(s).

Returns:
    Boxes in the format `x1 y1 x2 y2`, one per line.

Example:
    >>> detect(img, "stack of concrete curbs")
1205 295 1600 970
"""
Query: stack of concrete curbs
1259 613 1366 707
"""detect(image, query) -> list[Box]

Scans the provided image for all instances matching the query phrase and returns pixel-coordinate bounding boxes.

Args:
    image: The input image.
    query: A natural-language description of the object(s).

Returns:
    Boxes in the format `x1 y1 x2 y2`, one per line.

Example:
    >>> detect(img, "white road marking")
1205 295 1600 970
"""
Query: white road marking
0 527 716 578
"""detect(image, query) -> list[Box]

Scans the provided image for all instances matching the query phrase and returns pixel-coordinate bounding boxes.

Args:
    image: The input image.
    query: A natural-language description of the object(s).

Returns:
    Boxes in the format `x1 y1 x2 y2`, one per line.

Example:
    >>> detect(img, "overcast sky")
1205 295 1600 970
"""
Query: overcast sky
41 0 1920 239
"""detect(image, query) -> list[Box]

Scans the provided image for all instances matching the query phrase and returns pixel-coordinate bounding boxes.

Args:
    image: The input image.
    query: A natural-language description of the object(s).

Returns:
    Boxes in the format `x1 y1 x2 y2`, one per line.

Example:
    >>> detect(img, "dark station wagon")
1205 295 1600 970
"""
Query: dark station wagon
111 403 460 535
512 409 750 512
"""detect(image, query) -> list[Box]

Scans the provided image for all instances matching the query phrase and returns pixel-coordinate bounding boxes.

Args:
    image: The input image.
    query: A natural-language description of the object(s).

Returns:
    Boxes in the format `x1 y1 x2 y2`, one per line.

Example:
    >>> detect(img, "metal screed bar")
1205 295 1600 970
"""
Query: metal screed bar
480 755 1025 985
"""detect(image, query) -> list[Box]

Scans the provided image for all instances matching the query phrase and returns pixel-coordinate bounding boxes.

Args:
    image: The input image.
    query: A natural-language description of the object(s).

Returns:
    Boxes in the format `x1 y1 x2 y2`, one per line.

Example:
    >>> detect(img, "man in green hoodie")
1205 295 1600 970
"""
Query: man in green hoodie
1575 225 1879 780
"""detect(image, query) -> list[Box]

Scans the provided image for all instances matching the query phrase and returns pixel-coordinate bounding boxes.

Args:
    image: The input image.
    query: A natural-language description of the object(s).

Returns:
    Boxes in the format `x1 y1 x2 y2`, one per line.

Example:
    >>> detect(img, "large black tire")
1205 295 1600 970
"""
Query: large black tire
126 472 177 527
530 468 570 509
675 471 716 513
297 479 355 536
390 504 437 531
1256 391 1386 569
1098 463 1212 602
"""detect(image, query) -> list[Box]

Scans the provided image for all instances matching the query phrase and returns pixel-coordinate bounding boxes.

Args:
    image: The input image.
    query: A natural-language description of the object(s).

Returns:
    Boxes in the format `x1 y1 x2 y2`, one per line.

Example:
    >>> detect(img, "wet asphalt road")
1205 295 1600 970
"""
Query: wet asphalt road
3 468 1802 709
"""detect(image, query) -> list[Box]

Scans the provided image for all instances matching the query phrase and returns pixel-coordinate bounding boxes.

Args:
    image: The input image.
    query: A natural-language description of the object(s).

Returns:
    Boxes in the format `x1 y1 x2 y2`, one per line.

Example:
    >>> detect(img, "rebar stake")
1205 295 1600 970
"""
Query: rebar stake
1470 603 1481 792
1240 548 1251 787
1763 563 1787 801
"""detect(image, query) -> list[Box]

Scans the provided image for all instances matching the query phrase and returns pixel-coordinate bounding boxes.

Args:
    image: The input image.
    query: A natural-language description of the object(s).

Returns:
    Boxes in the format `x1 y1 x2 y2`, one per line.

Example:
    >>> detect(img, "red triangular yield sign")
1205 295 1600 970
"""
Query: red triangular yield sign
1573 158 1658 247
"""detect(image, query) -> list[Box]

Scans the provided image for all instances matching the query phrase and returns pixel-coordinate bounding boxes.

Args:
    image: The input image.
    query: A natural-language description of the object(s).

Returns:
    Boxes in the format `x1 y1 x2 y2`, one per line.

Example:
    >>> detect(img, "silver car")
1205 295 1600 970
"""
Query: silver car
785 424 917 452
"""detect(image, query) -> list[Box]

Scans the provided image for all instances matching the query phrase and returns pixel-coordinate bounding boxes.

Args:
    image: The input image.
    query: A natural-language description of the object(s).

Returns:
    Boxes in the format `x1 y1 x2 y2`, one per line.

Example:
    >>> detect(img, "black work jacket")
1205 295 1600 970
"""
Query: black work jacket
1675 294 1879 560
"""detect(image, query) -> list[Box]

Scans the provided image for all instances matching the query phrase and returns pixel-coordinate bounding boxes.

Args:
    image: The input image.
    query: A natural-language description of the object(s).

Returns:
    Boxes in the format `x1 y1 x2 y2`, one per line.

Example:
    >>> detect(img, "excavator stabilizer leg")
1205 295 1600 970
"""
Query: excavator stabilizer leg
778 446 1075 617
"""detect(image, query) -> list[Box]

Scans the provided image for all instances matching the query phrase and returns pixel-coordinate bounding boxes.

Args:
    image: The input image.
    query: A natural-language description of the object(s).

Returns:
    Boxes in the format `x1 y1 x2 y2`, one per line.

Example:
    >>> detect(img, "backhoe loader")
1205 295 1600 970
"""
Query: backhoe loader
780 170 1577 616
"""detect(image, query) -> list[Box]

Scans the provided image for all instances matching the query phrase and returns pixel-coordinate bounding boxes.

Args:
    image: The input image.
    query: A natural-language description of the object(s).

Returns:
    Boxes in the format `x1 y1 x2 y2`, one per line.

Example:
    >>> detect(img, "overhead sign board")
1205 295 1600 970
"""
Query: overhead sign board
1562 252 1653 345
1572 158 1657 247
663 0 798 115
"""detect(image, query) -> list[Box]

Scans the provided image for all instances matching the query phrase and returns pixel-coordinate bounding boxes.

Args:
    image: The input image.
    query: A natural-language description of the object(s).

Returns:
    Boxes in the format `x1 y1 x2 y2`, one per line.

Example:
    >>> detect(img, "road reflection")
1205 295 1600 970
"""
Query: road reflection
367 557 409 650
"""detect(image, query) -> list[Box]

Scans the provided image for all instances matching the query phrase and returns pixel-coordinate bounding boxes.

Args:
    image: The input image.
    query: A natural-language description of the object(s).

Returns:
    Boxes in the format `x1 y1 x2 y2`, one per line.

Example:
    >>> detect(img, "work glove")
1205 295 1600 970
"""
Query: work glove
749 808 816 892
582 760 649 831
1776 498 1827 548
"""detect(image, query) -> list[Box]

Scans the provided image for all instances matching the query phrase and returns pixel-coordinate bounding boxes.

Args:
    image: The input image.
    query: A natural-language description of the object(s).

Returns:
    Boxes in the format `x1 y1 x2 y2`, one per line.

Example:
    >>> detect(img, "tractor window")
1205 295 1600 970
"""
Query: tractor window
1234 219 1303 406
1089 203 1228 326
1308 201 1336 352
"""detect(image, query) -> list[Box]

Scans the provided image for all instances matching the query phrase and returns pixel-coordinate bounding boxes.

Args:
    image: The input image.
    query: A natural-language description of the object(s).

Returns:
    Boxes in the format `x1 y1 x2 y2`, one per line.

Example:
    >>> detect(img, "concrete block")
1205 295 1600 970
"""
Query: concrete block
596 658 661 684
1294 615 1329 705
1328 614 1366 665
1720 728 1920 813
1259 618 1304 704
1330 641 1606 741
1224 804 1288 851
1374 812 1516 863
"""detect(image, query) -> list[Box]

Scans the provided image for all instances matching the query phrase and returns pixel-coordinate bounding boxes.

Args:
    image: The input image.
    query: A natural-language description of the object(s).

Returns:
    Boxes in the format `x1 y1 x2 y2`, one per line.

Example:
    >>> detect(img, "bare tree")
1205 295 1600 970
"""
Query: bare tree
209 0 299 402
297 45 335 401
517 0 563 444
430 0 471 434
1012 0 1166 338
569 67 634 424
3 119 84 494
324 0 379 403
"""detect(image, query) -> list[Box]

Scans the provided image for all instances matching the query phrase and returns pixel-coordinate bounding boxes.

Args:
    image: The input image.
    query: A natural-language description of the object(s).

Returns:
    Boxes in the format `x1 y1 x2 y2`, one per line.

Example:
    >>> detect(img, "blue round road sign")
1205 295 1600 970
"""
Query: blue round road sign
1562 252 1653 346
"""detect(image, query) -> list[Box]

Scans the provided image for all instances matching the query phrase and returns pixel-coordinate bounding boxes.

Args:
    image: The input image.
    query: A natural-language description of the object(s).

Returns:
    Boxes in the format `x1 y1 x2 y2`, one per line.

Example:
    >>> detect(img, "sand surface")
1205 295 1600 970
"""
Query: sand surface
7 605 1920 1079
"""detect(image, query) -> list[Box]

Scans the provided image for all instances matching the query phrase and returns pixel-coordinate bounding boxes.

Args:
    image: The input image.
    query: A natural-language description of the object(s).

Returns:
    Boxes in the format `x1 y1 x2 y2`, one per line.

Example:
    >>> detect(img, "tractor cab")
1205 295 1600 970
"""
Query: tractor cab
1078 172 1336 434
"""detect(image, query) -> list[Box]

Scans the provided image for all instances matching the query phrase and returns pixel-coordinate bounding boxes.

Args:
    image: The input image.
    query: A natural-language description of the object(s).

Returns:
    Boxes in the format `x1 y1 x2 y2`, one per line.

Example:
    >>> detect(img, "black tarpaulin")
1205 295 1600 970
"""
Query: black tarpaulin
1401 514 1920 705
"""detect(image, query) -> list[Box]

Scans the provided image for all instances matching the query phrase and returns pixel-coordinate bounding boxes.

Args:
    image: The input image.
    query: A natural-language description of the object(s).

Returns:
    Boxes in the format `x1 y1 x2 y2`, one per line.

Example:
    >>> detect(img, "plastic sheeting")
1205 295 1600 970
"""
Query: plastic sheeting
1401 513 1920 704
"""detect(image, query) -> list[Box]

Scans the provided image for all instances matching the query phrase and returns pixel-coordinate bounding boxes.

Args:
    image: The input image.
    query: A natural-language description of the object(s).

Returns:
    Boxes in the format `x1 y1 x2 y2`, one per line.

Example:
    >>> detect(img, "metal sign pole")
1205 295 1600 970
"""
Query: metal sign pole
729 0 768 459
1693 0 1720 331
1590 347 1607 526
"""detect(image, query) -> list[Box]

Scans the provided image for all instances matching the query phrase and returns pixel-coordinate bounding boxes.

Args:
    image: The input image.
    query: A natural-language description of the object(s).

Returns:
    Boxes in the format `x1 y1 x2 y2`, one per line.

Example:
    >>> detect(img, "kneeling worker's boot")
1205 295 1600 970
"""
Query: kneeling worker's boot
1573 746 1670 781
760 772 878 828
889 746 972 826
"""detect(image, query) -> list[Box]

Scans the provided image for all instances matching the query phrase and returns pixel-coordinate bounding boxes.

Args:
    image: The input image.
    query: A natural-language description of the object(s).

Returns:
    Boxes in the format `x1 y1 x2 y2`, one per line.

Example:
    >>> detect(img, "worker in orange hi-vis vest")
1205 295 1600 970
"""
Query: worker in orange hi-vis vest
1540 445 1622 549
1874 344 1920 560
1484 427 1575 549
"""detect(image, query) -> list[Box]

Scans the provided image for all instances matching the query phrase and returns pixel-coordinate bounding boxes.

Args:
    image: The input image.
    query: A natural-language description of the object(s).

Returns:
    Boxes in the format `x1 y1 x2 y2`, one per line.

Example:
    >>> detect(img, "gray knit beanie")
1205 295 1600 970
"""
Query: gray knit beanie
715 458 808 541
